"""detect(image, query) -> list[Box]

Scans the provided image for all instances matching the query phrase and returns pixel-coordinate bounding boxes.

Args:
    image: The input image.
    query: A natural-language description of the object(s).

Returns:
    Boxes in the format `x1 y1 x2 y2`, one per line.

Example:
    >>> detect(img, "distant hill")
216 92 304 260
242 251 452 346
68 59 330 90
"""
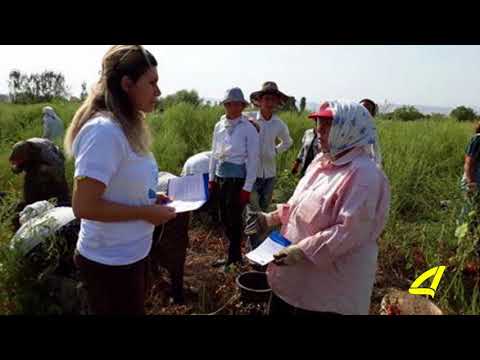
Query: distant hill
385 104 480 115
0 94 9 102
306 101 480 116
187 97 480 116
388 104 452 115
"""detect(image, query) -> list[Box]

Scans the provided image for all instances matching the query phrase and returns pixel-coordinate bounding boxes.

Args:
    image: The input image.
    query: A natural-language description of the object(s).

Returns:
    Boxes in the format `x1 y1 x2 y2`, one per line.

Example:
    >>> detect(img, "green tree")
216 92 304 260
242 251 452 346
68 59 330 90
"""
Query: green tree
450 106 477 122
280 96 298 112
158 89 202 111
8 69 70 104
299 97 306 112
7 70 21 103
392 105 424 121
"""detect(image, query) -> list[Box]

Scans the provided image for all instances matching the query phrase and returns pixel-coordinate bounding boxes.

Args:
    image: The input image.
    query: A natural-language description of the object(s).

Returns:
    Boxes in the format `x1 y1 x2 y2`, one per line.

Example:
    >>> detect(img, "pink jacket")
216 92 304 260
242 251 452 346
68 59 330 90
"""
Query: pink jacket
267 147 390 314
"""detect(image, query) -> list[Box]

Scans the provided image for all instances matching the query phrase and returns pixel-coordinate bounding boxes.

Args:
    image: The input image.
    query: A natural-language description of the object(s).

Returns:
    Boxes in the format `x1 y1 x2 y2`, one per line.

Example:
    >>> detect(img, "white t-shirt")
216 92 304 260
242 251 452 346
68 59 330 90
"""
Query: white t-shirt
181 151 211 176
72 115 159 266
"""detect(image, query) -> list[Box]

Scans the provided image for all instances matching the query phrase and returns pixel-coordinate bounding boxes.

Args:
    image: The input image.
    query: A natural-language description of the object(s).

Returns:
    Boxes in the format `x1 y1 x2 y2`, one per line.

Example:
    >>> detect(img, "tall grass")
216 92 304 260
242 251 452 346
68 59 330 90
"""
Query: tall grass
0 102 478 314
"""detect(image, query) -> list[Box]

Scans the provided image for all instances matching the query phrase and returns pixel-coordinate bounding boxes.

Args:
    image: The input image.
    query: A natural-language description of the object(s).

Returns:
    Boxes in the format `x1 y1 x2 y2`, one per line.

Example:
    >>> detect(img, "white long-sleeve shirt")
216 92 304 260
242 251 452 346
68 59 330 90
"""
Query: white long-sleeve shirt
244 111 293 179
42 113 64 141
209 115 259 192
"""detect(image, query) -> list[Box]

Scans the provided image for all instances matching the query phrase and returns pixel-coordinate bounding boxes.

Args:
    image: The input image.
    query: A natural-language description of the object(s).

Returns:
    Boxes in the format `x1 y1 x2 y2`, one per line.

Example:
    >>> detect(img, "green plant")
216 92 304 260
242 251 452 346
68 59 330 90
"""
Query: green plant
1 102 480 314
392 105 424 121
451 106 477 122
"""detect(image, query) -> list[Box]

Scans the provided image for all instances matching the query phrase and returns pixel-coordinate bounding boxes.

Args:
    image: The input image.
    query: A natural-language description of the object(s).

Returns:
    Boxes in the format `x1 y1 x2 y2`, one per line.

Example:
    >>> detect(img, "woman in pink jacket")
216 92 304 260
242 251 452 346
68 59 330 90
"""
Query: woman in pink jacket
254 100 390 315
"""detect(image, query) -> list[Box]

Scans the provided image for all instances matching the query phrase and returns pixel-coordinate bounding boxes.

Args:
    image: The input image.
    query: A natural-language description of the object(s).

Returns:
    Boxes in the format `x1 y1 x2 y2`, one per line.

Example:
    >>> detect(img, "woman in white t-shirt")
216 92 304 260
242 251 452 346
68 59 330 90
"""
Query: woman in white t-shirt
64 45 176 315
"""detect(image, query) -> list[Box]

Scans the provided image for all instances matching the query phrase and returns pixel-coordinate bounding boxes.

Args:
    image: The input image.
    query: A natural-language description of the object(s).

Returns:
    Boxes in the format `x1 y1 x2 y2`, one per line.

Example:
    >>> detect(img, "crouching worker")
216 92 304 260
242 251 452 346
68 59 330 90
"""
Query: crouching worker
64 45 176 315
11 201 83 314
150 172 190 304
9 137 70 231
209 88 259 270
250 101 390 315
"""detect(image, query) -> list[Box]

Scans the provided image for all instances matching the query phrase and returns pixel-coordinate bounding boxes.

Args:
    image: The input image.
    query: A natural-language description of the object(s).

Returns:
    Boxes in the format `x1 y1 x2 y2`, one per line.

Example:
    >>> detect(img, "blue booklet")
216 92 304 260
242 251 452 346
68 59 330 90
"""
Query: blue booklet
246 231 292 266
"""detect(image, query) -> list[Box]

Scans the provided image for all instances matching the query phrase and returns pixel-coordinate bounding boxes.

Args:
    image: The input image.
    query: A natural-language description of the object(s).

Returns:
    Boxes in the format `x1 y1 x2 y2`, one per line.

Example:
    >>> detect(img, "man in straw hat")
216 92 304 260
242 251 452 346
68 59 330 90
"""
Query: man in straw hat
244 82 293 251
209 87 260 270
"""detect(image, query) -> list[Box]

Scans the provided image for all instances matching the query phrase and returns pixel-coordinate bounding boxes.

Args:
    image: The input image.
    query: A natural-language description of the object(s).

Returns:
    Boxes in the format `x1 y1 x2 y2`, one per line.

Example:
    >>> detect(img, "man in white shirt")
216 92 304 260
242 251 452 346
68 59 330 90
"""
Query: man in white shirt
209 88 260 269
245 82 293 250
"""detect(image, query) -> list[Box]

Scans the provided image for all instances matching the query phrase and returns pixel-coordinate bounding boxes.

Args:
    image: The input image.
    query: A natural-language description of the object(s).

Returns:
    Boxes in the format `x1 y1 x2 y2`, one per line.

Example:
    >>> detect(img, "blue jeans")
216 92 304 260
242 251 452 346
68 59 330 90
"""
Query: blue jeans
247 177 276 250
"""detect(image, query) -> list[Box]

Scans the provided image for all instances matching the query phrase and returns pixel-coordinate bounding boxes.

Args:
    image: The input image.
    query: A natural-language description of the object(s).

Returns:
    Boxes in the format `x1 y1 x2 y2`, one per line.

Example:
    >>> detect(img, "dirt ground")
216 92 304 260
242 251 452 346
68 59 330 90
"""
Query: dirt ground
145 217 407 315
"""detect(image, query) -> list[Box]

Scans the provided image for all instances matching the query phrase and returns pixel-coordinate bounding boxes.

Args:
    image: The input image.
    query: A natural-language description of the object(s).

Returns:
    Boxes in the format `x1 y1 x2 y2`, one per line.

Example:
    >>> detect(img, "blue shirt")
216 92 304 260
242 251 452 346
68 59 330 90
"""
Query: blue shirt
461 134 480 189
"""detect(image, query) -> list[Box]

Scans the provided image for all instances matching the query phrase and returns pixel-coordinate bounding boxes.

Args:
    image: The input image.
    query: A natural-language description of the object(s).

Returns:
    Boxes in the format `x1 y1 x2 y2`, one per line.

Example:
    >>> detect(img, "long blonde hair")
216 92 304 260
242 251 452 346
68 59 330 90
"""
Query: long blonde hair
64 45 158 157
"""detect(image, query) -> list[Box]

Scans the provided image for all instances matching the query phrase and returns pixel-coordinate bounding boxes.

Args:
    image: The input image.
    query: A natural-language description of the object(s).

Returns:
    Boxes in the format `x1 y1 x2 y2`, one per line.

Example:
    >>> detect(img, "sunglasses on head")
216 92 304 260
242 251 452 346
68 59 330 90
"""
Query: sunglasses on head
114 45 152 72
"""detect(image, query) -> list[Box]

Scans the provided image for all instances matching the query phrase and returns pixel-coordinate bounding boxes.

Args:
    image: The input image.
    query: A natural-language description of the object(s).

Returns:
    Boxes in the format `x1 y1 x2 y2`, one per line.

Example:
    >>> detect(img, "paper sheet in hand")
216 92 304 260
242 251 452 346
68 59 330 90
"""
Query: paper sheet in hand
246 231 292 266
167 173 208 213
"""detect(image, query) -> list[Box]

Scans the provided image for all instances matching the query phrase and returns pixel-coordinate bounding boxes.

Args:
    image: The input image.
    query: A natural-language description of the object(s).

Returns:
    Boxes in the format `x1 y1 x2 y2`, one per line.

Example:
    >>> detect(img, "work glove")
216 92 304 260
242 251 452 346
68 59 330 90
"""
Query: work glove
273 245 307 266
208 181 218 197
239 189 251 207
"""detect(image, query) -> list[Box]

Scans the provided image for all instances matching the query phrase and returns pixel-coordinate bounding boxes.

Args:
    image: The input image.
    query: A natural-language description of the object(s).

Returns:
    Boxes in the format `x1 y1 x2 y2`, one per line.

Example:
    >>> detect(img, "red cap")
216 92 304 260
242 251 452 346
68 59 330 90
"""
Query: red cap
308 102 334 120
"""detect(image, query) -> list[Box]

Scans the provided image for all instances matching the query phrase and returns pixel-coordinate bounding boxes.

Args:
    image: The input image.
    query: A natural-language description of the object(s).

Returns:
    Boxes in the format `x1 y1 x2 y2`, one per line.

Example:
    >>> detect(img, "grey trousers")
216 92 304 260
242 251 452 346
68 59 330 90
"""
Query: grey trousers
246 177 276 249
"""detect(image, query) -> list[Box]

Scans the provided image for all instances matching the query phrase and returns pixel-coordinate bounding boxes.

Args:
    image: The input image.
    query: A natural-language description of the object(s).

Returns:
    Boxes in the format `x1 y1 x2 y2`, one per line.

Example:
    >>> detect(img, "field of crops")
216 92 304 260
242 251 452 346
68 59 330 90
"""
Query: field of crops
0 101 479 315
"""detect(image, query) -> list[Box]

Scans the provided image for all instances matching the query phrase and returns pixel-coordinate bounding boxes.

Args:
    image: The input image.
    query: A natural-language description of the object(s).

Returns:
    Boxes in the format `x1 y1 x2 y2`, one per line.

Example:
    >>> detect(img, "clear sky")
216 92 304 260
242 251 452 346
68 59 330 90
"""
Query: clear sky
1 45 479 108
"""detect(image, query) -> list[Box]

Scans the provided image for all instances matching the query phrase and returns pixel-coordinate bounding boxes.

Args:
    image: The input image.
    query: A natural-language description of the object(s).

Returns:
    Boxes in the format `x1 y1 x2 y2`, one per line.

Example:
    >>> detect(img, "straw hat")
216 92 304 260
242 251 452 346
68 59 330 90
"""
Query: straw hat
250 81 290 107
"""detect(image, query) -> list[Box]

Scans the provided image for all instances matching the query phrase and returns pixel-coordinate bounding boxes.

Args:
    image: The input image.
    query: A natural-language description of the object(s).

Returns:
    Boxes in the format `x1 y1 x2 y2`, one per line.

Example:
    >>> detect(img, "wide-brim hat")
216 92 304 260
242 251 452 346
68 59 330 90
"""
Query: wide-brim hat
221 87 249 106
250 81 290 107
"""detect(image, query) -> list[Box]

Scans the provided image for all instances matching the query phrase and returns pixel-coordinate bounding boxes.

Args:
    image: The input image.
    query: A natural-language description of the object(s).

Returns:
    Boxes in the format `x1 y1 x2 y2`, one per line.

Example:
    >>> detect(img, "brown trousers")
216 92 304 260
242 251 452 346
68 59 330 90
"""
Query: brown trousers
73 251 150 315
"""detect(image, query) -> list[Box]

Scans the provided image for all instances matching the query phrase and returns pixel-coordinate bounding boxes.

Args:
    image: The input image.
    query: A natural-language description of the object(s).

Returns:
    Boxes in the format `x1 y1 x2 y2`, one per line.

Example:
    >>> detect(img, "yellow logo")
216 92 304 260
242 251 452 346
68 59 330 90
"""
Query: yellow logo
408 266 446 298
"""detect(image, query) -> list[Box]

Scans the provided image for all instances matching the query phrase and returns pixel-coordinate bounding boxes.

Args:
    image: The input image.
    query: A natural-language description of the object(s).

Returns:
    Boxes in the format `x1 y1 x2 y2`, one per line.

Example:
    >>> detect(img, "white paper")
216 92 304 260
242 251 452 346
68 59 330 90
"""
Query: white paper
166 199 206 213
167 174 208 213
246 232 291 266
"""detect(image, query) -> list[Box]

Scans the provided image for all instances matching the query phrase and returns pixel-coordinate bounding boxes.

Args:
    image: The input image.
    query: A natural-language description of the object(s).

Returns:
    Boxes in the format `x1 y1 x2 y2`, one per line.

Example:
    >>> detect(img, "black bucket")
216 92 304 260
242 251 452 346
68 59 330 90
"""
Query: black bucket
236 271 272 304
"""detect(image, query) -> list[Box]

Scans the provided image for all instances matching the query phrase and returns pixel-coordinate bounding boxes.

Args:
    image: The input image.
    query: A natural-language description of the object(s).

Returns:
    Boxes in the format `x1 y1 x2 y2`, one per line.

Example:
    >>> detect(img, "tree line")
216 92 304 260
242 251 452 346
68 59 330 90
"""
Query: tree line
3 69 478 122
5 69 310 112
380 105 478 122
8 70 70 104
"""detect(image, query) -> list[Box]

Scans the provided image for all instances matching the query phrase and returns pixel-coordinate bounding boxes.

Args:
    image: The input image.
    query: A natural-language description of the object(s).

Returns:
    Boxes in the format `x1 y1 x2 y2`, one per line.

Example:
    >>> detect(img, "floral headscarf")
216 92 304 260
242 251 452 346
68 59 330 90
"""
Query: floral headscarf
324 100 382 166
